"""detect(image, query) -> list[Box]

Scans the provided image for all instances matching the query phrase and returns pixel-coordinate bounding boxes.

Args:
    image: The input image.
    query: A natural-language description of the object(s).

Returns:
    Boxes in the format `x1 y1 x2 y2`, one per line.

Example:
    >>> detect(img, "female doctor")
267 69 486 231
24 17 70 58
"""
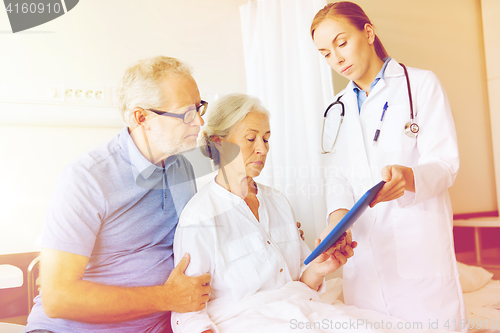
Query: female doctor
311 2 466 332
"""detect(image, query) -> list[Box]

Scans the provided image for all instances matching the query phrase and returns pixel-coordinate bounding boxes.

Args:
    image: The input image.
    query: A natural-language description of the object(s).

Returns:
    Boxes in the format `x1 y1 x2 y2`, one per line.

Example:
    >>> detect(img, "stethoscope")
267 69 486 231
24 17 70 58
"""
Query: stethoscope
320 63 419 154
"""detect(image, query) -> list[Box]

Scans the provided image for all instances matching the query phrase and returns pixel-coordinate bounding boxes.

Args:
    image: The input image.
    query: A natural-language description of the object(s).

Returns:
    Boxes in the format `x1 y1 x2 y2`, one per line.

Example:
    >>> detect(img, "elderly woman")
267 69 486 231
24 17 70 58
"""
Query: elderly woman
171 94 442 333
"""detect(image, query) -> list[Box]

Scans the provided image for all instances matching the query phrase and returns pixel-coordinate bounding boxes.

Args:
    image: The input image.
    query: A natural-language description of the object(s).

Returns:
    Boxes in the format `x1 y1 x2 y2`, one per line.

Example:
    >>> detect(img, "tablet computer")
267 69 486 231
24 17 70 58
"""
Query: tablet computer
304 180 385 265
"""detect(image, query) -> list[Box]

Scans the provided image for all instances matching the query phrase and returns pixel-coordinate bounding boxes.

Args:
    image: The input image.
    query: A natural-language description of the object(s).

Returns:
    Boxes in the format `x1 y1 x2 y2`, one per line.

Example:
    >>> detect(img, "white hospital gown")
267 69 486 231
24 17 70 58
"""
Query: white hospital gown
171 180 449 333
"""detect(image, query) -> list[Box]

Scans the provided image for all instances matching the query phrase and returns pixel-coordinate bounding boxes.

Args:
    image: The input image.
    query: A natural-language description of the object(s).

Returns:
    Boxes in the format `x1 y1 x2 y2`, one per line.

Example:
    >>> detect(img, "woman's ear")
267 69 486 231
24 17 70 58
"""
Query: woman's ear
212 136 224 153
364 23 376 45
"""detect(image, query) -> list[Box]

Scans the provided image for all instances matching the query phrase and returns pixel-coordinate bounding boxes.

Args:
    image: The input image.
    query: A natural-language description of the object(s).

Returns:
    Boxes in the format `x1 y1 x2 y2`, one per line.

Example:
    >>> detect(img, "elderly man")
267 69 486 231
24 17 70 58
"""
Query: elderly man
25 56 211 333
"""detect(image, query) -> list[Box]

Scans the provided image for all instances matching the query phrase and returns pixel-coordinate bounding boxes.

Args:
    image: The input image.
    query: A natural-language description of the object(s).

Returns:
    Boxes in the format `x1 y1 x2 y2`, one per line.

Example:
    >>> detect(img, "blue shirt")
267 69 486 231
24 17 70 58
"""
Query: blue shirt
353 57 391 112
26 127 197 333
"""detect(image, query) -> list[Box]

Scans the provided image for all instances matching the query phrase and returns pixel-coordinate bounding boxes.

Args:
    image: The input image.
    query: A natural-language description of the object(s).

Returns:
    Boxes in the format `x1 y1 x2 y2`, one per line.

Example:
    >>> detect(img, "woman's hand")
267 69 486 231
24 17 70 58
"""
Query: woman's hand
311 238 346 276
330 229 357 255
321 209 357 256
312 233 356 275
344 229 356 251
297 222 305 240
300 233 356 291
370 165 415 207
321 209 349 240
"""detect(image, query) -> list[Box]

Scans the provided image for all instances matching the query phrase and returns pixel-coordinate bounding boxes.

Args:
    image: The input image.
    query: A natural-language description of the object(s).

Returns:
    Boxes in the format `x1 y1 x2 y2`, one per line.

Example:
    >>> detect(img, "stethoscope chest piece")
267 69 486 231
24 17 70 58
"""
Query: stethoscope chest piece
401 63 419 138
405 121 419 137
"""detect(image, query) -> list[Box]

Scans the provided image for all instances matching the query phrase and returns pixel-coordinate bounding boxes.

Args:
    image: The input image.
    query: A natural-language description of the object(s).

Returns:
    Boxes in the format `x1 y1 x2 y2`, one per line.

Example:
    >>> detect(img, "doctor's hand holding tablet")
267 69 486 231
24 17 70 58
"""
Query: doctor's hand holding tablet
311 2 466 332
370 164 415 207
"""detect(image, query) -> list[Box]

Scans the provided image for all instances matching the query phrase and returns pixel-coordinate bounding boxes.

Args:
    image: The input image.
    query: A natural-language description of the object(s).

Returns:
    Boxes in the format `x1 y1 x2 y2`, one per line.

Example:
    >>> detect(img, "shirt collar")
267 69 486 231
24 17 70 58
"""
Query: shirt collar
352 56 391 93
119 127 181 183
210 176 263 204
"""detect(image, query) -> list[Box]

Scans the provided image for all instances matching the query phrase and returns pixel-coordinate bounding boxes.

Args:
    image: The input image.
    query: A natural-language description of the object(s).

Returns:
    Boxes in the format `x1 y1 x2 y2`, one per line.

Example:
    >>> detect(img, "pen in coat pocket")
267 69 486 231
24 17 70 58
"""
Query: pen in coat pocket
373 102 388 142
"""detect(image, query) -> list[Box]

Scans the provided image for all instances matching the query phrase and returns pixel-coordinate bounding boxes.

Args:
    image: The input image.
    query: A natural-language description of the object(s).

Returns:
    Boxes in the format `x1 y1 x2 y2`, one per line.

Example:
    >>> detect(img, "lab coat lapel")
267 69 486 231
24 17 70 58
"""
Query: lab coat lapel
345 83 382 238
359 60 405 237
369 76 386 97
342 87 380 289
343 83 358 117
364 58 404 101
343 85 374 192
384 59 405 79
340 91 377 244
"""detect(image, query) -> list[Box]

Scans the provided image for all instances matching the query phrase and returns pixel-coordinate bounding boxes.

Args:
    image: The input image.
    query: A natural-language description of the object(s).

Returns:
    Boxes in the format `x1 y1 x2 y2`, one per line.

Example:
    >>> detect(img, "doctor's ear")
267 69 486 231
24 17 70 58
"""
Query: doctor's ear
363 23 376 44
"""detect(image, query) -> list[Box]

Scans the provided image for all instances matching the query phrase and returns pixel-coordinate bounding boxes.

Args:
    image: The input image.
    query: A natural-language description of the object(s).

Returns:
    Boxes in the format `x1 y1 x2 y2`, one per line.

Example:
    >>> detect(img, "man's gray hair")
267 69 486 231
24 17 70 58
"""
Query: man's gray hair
116 56 193 126
200 93 270 165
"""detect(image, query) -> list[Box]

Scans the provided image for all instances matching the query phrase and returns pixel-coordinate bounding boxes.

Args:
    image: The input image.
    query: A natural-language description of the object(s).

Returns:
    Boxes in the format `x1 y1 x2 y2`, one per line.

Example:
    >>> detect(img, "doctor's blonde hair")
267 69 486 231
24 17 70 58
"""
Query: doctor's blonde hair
200 93 270 166
310 1 388 61
116 56 193 126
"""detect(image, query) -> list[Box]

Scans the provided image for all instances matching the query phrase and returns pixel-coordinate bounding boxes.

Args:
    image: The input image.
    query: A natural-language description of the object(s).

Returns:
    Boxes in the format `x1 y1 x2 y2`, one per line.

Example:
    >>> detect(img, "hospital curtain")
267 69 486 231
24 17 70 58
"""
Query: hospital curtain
239 0 334 247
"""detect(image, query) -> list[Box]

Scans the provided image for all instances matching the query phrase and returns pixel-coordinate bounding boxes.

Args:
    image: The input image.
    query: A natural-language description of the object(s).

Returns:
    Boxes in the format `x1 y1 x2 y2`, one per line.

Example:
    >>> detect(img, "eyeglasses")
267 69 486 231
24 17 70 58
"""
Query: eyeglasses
147 100 208 124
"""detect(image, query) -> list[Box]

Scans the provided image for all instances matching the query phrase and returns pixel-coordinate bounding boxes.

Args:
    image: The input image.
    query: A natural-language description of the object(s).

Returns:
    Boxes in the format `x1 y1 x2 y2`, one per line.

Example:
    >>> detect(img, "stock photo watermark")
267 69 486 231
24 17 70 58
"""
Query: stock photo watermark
290 318 499 331
3 0 79 33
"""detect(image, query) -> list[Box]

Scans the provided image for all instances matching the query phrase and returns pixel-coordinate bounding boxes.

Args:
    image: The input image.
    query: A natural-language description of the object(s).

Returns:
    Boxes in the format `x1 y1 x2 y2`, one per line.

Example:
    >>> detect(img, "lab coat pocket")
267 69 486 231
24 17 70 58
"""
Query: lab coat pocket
219 234 265 300
270 225 301 279
376 103 417 164
392 209 453 279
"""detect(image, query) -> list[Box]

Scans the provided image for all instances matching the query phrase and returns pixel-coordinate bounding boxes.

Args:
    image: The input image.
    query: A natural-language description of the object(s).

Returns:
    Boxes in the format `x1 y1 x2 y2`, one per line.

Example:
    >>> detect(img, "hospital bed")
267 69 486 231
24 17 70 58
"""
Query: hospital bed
2 256 498 332
320 261 500 333
0 265 28 332
447 261 500 333
461 277 500 332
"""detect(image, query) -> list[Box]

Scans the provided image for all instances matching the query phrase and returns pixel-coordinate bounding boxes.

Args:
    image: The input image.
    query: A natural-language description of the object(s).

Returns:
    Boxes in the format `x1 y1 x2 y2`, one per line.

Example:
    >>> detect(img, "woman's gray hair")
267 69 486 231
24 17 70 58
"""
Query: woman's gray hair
116 56 193 126
200 93 270 165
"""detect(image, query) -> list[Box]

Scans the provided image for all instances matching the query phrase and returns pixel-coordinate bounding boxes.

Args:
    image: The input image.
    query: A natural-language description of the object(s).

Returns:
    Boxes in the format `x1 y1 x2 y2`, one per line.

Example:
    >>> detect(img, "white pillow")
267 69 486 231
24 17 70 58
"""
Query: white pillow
320 277 343 304
457 261 494 293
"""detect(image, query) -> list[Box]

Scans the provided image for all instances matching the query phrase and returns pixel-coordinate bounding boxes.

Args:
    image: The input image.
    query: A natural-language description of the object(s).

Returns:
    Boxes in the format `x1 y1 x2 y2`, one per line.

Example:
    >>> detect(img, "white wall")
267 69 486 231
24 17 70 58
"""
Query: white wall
0 0 248 254
335 0 496 214
0 126 120 254
0 0 248 94
482 0 500 213
0 0 496 254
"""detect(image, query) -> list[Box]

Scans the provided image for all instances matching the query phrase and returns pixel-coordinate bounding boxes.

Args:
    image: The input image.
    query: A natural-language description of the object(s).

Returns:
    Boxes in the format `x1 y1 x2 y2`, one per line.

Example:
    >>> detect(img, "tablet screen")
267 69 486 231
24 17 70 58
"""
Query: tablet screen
303 180 385 265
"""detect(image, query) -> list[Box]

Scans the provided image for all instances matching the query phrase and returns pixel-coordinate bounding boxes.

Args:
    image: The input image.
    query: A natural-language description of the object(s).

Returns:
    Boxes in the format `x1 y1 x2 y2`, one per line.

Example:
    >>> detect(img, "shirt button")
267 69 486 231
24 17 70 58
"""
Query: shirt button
280 269 283 272
176 321 179 325
267 241 271 244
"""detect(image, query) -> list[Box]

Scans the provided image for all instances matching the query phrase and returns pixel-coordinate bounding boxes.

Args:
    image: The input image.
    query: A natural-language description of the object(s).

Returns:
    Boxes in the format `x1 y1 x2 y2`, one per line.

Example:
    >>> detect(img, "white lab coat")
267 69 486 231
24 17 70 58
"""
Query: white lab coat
325 59 466 332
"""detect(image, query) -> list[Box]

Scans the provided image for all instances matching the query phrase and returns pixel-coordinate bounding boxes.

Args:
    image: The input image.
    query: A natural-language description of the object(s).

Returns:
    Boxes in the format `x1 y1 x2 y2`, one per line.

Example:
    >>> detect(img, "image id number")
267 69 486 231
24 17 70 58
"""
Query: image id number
6 2 62 14
445 318 499 330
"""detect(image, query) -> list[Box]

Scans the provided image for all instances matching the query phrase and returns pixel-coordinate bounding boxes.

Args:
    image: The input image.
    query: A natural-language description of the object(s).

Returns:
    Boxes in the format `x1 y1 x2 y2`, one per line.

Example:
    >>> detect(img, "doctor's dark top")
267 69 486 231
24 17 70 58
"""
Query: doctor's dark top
26 126 197 333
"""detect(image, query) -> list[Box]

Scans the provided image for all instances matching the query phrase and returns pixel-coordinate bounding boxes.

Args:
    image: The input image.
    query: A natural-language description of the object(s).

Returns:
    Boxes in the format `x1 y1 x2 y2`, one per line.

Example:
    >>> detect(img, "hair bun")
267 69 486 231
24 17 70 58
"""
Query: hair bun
203 132 213 160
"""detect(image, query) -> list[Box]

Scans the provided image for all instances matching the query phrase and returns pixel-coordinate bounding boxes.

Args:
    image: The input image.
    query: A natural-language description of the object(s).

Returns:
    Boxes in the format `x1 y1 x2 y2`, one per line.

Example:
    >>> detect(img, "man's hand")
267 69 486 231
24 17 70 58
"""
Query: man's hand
370 165 415 207
41 248 212 323
163 253 212 313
